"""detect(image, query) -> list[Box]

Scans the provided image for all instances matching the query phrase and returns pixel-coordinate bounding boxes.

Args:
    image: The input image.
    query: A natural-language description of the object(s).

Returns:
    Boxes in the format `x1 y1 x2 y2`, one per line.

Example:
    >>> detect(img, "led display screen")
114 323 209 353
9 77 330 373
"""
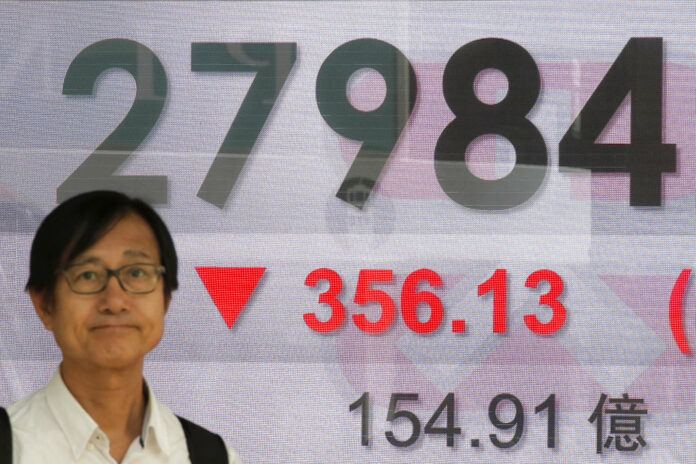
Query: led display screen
1 2 695 462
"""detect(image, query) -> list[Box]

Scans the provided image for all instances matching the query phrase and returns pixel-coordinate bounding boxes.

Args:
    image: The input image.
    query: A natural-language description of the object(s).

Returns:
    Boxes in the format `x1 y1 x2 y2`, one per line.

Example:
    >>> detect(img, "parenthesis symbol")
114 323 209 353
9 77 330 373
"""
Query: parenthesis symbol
669 269 692 355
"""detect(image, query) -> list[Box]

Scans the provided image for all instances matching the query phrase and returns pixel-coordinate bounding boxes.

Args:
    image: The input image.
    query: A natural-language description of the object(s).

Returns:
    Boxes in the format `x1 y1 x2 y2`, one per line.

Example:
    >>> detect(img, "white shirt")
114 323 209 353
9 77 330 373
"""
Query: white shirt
7 371 242 464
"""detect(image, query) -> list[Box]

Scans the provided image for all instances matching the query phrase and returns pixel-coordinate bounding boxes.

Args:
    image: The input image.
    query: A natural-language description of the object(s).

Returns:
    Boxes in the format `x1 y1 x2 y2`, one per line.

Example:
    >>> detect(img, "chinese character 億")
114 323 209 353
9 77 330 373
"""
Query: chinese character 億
588 393 647 453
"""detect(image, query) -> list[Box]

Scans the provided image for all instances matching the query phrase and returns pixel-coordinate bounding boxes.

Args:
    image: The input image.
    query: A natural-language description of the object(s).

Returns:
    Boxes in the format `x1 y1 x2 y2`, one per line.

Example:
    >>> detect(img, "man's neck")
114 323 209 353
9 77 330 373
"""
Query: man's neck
59 362 146 461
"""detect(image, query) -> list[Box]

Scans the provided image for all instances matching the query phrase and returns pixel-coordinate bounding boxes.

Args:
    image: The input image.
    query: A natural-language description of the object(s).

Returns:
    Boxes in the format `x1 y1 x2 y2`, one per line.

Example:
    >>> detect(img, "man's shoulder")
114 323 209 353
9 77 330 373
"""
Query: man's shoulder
3 386 74 462
5 386 49 431
6 381 242 464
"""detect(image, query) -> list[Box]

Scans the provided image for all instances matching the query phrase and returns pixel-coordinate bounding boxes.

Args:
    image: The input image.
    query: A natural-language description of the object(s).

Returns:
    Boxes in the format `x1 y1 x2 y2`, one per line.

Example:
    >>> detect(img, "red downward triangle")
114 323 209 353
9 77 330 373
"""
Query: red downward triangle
196 267 266 329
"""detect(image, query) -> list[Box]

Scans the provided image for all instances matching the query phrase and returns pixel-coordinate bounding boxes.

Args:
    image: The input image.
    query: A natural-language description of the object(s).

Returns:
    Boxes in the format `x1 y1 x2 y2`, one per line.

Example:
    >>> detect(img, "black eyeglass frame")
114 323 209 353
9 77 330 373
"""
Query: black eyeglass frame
58 263 166 295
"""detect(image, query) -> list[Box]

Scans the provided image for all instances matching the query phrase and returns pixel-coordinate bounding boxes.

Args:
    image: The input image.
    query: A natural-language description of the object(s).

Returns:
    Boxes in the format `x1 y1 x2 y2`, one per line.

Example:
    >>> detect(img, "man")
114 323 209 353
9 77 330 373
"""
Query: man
1 191 242 463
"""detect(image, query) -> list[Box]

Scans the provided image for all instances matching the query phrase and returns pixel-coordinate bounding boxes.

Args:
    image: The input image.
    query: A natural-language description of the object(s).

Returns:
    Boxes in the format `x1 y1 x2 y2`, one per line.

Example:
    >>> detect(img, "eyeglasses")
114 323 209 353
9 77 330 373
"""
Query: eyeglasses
60 263 166 294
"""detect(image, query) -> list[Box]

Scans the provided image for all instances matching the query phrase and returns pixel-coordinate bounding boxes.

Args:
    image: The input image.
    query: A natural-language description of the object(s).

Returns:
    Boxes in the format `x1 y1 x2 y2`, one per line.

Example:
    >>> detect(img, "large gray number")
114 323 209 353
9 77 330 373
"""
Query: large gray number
59 39 168 204
192 42 297 208
435 39 547 210
316 39 417 209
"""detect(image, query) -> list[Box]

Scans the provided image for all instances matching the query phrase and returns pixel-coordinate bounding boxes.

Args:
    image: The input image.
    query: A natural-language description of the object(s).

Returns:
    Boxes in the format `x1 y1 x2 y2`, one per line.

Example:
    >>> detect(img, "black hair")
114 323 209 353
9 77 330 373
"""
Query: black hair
26 190 178 303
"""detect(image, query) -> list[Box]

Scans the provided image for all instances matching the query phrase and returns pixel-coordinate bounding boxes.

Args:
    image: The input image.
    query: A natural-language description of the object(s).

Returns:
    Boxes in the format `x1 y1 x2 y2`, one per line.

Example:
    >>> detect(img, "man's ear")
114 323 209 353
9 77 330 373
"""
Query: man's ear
164 293 171 314
30 290 54 332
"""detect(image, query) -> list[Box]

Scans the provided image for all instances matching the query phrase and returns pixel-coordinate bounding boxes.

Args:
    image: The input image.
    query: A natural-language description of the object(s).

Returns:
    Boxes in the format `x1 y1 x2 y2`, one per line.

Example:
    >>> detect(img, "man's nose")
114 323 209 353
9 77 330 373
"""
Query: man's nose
98 273 129 312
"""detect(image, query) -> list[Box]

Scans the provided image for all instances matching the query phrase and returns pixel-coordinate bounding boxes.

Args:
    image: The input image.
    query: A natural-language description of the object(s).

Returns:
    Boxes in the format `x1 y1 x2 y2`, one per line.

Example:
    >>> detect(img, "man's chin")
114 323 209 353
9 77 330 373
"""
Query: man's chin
89 347 145 371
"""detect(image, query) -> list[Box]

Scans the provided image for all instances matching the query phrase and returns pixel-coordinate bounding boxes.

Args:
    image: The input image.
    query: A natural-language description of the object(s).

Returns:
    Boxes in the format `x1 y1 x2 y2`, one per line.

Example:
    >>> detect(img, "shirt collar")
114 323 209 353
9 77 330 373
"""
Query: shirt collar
45 370 99 459
141 380 171 455
44 369 172 459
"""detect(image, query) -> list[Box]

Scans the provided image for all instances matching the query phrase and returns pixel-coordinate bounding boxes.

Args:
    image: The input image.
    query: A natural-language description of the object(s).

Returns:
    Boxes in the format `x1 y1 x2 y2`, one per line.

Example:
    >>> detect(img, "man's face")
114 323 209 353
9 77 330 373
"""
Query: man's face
31 213 169 371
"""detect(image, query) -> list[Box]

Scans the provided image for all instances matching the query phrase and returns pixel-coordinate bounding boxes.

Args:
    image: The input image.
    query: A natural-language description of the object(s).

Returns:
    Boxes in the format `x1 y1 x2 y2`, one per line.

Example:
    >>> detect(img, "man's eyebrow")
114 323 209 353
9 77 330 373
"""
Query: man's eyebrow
69 250 154 266
123 249 154 259
68 256 100 266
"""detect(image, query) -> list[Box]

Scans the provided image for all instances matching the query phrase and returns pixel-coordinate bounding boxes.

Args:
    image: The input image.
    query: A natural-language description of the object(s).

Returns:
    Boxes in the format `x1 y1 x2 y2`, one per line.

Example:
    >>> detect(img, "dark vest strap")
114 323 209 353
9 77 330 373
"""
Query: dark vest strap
0 407 12 464
177 415 228 464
